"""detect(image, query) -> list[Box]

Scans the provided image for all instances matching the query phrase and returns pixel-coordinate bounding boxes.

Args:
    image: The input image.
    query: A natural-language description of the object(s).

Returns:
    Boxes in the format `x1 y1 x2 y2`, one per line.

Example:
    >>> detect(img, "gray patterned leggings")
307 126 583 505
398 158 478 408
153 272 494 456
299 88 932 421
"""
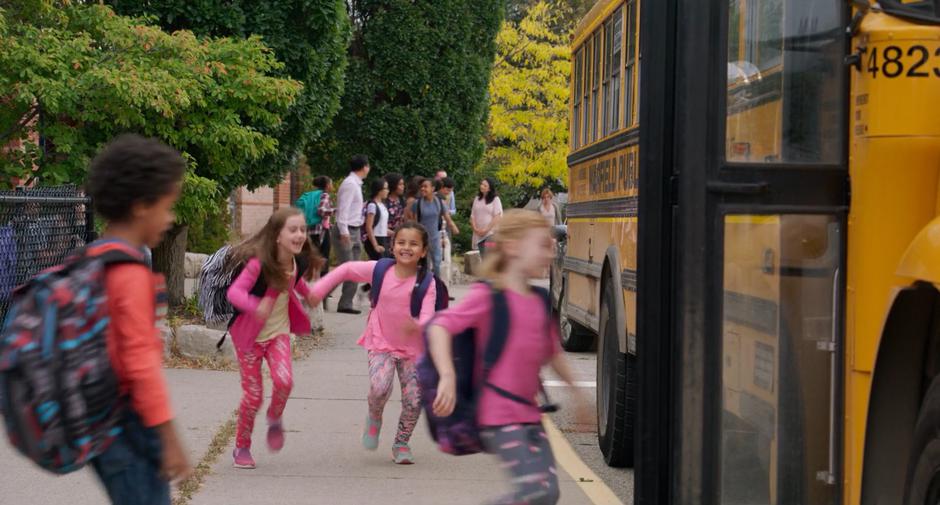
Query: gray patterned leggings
480 423 561 505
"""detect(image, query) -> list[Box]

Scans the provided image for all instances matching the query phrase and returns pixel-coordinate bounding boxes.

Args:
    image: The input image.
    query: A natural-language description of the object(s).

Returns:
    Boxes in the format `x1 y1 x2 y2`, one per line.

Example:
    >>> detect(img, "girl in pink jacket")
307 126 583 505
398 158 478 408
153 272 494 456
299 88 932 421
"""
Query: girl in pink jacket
226 208 321 469
307 222 435 465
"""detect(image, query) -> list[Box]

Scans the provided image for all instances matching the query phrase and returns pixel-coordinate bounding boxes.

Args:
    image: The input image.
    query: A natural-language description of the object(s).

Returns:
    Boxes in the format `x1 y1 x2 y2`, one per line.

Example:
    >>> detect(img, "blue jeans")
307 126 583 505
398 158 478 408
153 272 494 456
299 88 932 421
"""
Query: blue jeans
92 411 170 505
429 234 443 276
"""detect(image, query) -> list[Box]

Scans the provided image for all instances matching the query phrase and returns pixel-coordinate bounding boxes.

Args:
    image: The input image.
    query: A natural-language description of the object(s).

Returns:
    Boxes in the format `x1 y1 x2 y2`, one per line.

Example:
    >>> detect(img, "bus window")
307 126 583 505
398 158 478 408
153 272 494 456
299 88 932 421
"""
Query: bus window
624 0 638 128
592 31 602 141
583 39 592 147
725 0 844 164
603 9 623 136
574 47 583 150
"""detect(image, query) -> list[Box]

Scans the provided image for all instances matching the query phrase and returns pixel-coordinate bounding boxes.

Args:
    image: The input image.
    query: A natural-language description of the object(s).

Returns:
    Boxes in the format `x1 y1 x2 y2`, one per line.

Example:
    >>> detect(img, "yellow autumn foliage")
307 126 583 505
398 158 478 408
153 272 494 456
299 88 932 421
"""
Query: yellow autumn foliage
485 1 570 190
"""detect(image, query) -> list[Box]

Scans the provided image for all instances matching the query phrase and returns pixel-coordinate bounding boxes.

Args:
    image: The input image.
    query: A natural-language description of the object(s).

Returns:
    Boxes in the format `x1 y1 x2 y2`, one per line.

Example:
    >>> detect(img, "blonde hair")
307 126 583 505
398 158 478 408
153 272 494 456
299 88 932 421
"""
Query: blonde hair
479 209 551 285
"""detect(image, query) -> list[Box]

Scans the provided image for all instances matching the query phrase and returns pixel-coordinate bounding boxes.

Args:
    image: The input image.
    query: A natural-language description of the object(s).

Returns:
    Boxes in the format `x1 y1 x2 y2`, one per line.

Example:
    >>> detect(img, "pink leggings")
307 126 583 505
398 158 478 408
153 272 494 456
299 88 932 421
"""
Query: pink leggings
236 334 293 449
367 351 421 445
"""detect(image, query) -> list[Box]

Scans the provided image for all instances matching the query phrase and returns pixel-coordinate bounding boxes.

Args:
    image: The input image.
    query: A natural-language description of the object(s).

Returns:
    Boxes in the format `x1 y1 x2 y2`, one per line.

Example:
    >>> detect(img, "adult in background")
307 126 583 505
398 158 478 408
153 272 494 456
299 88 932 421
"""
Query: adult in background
384 173 406 233
333 155 370 315
434 170 457 216
539 187 562 226
296 176 335 278
471 177 503 254
363 178 390 261
438 177 457 292
412 178 459 276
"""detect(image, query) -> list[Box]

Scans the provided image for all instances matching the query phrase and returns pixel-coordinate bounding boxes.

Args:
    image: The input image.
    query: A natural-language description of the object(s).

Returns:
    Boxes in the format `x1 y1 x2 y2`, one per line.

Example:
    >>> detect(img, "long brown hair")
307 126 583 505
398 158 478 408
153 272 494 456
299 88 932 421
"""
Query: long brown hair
479 209 550 286
229 207 321 290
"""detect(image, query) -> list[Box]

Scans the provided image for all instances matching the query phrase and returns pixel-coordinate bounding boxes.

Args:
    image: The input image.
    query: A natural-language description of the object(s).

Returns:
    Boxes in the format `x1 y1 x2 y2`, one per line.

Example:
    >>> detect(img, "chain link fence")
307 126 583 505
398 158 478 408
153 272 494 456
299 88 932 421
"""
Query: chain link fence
0 186 96 322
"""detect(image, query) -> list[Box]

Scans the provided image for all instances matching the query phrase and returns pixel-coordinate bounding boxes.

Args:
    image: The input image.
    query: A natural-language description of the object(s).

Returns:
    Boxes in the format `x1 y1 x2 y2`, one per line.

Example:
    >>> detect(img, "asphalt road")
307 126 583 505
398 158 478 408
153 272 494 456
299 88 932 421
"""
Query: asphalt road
545 348 634 504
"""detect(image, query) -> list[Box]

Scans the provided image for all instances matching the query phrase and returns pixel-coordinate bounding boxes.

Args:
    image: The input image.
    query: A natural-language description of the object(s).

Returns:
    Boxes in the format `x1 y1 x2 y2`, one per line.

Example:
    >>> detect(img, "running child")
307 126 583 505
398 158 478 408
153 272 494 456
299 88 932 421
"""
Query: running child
226 208 321 469
426 210 587 505
85 134 192 504
307 222 436 464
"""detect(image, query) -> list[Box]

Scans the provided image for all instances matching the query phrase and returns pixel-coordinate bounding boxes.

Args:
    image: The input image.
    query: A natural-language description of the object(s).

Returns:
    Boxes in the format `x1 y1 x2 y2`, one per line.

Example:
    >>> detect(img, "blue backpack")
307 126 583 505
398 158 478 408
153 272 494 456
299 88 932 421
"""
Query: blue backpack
416 283 557 456
370 257 449 315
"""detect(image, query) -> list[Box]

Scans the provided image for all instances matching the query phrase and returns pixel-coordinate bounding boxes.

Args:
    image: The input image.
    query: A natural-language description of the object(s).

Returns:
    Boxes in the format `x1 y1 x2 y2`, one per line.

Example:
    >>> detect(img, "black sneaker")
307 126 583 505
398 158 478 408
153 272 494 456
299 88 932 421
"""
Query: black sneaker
337 308 362 315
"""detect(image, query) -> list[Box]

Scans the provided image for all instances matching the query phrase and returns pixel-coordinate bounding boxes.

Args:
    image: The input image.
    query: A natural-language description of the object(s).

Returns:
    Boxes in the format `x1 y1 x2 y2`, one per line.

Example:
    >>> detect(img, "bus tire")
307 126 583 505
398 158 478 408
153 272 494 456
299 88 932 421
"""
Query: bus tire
904 373 940 504
559 284 595 352
597 279 635 467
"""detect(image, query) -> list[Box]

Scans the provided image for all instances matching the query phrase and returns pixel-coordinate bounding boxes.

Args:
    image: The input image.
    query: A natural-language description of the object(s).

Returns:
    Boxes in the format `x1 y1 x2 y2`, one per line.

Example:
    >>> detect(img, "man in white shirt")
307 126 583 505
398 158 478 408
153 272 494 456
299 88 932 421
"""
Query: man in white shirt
333 154 370 314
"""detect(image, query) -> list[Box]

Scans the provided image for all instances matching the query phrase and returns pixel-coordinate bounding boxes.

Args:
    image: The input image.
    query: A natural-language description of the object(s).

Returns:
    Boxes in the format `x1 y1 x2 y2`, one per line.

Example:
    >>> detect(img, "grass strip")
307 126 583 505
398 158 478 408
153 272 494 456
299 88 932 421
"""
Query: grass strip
172 413 237 505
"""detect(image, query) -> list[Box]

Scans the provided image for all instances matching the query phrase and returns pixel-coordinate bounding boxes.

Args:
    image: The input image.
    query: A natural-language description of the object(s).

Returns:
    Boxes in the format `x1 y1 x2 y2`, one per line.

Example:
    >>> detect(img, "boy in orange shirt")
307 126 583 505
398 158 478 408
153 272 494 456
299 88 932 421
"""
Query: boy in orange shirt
85 135 192 504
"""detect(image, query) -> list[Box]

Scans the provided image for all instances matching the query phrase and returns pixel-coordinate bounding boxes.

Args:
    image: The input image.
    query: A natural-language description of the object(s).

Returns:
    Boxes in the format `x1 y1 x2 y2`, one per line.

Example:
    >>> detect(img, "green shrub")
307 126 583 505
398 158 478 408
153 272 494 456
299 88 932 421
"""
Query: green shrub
187 206 233 254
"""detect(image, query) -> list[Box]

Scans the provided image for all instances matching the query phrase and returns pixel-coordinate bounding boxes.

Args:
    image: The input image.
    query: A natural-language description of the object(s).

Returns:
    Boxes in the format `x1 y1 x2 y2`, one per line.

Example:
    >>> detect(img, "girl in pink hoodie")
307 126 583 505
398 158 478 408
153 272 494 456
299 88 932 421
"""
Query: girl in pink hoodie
307 221 435 465
226 208 321 469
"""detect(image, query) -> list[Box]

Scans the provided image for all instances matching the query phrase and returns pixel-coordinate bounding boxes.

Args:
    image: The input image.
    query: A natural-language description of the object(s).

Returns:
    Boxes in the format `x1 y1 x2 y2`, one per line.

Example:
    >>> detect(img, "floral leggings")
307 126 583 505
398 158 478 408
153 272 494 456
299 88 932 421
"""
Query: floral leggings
235 334 293 449
367 351 421 446
480 424 560 505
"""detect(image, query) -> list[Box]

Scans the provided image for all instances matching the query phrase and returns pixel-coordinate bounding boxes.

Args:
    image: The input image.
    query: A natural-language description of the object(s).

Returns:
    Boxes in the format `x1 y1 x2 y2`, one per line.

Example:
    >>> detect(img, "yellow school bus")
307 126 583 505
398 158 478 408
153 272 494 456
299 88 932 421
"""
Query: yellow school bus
564 0 940 503
555 0 640 468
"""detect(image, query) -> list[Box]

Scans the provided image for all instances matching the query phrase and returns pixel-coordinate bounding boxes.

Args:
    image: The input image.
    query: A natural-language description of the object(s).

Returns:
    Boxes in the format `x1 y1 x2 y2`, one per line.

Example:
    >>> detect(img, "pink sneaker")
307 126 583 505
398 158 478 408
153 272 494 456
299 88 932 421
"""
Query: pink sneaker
267 419 285 452
233 448 255 469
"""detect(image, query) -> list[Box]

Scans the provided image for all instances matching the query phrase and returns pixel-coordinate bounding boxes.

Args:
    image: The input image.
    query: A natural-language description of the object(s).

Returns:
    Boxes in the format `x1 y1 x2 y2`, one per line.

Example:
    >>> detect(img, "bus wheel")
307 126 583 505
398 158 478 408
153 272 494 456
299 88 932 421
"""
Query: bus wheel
597 279 635 467
904 373 940 504
559 284 595 352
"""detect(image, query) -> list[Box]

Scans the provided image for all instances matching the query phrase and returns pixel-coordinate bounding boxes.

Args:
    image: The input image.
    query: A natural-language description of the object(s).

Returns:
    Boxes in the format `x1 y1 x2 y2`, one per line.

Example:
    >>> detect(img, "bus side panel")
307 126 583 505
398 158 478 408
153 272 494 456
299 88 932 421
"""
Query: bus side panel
850 13 940 505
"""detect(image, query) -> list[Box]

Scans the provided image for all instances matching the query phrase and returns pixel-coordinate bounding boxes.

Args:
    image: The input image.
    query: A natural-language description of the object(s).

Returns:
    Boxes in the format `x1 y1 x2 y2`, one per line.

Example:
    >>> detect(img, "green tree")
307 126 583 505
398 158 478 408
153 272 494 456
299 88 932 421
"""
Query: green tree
307 0 504 182
485 1 570 192
0 0 302 303
107 0 351 184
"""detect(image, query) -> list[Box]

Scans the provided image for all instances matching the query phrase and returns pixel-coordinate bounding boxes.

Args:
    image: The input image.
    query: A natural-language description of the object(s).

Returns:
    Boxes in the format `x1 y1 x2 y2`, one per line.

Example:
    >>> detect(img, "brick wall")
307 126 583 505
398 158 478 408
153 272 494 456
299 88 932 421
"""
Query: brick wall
232 172 294 237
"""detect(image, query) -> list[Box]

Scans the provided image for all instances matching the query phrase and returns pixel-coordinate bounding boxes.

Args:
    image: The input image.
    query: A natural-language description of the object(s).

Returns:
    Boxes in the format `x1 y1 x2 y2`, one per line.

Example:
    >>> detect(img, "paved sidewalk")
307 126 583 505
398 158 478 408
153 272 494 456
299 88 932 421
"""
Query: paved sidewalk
0 284 605 505
0 368 242 504
191 286 598 505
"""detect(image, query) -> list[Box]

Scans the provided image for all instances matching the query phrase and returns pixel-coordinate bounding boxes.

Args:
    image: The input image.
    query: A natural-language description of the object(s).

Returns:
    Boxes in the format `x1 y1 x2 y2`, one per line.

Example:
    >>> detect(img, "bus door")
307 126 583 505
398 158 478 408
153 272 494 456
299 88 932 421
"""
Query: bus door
666 0 849 503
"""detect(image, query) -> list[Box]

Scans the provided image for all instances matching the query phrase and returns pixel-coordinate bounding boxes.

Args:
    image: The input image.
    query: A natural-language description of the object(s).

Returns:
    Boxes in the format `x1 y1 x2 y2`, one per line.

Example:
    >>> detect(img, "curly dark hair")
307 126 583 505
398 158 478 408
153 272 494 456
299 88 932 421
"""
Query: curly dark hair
86 134 186 222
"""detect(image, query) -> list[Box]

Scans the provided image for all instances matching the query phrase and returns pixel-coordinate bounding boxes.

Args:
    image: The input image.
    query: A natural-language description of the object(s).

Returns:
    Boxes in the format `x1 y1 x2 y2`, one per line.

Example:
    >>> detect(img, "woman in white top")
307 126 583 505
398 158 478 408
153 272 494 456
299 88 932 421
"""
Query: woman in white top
470 177 504 250
364 178 390 260
539 187 562 226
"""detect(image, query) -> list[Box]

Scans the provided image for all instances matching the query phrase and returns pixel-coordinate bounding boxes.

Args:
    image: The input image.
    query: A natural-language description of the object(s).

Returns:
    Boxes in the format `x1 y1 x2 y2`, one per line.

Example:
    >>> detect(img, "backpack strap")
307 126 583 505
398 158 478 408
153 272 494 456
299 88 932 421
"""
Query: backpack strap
409 269 435 318
481 284 559 412
85 239 146 266
481 285 510 376
370 258 398 308
294 253 310 287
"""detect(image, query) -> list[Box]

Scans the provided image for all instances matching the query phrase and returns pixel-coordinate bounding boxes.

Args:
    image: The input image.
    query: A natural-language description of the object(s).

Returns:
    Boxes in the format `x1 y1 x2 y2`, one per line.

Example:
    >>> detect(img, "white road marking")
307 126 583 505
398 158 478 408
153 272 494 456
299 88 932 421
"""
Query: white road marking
544 380 597 388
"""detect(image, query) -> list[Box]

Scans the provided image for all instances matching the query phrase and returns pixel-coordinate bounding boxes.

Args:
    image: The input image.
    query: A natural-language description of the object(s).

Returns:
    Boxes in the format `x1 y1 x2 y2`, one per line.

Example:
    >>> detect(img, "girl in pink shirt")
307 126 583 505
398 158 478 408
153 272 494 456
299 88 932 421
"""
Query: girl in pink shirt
426 210 586 505
226 208 321 469
308 222 436 464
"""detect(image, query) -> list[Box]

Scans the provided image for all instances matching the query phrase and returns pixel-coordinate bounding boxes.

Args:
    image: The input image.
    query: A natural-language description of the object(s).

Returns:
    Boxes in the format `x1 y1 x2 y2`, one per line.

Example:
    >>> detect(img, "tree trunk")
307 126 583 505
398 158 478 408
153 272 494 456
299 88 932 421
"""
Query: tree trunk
152 224 188 307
